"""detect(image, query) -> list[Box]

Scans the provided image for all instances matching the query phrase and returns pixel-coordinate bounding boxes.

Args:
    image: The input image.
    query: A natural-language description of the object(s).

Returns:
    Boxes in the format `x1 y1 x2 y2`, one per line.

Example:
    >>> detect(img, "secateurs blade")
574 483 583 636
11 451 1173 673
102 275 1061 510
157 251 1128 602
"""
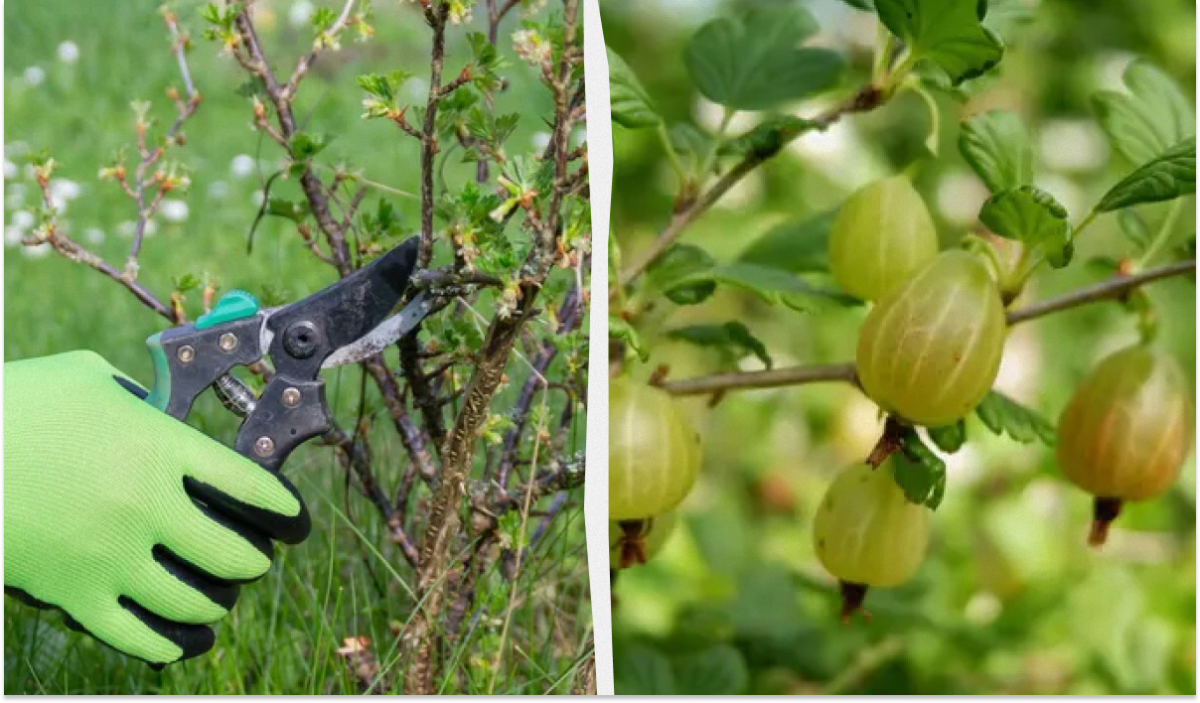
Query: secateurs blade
142 236 432 473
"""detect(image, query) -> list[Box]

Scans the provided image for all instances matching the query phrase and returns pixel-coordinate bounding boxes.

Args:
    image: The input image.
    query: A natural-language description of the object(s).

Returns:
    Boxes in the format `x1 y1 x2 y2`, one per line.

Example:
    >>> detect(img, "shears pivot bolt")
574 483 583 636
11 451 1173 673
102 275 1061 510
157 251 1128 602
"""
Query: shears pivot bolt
177 346 195 364
254 436 276 457
281 387 302 408
219 333 239 352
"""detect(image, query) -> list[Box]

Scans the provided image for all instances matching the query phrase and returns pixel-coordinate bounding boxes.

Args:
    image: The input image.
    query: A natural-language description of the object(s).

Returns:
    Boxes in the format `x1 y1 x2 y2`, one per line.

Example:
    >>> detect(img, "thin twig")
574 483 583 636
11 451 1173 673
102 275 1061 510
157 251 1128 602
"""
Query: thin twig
1006 259 1195 324
659 260 1196 397
611 85 885 298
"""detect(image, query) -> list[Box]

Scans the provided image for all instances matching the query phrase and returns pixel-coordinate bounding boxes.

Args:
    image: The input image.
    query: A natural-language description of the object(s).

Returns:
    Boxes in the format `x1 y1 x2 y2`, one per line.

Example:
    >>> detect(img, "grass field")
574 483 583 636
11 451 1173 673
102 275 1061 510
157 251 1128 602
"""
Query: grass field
4 0 591 693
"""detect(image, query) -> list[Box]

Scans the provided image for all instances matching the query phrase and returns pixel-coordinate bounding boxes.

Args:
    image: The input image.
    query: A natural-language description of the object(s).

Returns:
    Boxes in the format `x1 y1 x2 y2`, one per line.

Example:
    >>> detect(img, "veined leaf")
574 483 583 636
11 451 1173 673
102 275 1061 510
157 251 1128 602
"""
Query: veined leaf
1096 136 1196 213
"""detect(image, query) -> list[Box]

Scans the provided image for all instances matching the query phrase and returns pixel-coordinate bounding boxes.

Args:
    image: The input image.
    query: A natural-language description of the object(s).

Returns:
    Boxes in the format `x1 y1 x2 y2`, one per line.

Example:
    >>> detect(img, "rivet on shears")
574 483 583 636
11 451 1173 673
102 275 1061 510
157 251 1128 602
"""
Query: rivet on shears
281 387 302 408
219 333 239 352
177 346 195 364
254 436 275 457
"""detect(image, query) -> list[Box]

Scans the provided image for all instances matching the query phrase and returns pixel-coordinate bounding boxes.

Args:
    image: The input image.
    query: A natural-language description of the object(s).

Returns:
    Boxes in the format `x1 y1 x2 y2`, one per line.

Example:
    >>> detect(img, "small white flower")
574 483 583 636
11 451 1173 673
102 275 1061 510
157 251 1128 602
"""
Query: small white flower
6 184 26 209
403 77 429 100
160 199 189 222
24 66 46 86
207 180 230 200
117 220 157 239
22 242 51 259
11 210 35 231
83 227 105 245
3 160 17 180
288 0 314 27
50 178 82 202
49 195 68 213
230 154 256 179
5 226 24 247
57 41 80 64
531 132 551 151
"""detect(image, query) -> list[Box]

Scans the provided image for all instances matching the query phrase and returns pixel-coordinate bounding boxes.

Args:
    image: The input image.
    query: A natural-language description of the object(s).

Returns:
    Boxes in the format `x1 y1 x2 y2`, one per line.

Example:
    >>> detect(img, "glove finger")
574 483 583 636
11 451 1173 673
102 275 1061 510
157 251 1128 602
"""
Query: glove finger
160 495 273 583
121 547 240 626
184 473 311 545
78 598 214 665
108 365 309 541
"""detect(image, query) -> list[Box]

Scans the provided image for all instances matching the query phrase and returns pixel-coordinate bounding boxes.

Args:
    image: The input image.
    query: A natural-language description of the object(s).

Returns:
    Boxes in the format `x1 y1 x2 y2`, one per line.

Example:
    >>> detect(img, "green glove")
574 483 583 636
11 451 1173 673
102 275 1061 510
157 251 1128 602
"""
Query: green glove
4 351 310 665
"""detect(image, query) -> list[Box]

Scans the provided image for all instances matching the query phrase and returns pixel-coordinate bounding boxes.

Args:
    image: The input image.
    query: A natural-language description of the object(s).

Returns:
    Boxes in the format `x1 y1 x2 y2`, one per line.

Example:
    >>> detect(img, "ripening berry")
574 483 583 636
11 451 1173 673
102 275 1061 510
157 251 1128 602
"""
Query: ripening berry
856 250 1007 427
829 176 939 301
609 377 702 520
813 463 930 619
1057 344 1193 546
609 512 678 569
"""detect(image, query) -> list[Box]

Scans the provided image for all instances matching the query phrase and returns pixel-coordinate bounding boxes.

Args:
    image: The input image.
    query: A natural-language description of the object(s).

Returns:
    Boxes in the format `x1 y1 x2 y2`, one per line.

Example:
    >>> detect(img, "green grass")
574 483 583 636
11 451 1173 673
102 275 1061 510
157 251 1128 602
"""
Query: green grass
4 0 590 693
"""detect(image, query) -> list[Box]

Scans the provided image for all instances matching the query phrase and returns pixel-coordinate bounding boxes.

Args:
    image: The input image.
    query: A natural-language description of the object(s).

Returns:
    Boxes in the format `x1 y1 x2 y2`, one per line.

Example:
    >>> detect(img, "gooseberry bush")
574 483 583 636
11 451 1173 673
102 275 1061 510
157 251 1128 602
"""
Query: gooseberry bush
12 0 591 694
606 0 1194 694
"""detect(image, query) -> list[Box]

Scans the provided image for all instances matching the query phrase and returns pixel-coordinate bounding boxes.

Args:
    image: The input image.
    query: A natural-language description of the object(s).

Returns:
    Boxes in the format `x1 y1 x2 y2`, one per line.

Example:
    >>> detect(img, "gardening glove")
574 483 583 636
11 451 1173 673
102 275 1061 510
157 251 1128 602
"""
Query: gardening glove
4 350 311 665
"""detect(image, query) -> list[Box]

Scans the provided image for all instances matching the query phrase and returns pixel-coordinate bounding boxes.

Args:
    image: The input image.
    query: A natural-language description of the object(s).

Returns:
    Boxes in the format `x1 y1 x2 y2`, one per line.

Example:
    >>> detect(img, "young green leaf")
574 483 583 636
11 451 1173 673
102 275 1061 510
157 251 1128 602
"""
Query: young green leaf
608 46 661 129
894 429 947 509
979 186 1072 267
958 110 1033 193
975 390 1055 446
927 420 966 454
646 244 718 305
737 211 836 274
668 321 773 370
615 645 677 695
1095 136 1196 213
875 0 1004 85
1093 59 1195 167
673 646 750 696
289 131 331 160
684 5 844 111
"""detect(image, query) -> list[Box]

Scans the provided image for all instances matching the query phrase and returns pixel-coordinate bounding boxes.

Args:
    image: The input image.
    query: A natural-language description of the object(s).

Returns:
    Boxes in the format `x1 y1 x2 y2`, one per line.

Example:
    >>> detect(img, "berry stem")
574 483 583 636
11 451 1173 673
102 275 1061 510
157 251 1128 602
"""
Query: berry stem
839 581 870 623
1089 497 1124 547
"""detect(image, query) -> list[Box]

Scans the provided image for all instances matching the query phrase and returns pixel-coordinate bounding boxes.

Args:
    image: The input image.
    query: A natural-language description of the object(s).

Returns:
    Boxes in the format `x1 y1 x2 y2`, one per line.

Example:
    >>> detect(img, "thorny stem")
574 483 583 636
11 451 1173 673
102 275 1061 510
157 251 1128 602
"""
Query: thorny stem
404 0 584 693
659 260 1197 397
611 83 886 298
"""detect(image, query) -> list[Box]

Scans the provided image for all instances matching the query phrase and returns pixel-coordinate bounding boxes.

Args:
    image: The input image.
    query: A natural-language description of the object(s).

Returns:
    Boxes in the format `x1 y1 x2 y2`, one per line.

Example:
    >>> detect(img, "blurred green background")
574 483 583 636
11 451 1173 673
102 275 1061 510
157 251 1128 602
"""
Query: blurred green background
4 0 588 693
605 0 1196 694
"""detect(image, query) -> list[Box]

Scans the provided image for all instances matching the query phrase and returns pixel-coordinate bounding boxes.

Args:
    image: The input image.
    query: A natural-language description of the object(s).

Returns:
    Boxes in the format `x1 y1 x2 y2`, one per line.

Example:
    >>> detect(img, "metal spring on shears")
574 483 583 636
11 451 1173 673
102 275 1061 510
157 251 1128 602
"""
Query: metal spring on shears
212 374 257 418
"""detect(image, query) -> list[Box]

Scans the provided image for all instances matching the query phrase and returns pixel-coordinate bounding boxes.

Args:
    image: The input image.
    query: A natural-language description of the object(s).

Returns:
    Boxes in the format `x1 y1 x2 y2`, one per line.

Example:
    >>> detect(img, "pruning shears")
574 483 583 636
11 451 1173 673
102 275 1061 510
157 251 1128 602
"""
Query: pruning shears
143 236 433 472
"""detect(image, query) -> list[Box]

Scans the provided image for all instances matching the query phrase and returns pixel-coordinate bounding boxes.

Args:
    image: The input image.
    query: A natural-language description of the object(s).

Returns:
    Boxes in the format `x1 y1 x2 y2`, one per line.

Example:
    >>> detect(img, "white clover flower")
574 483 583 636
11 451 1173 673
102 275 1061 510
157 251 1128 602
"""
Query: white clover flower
6 184 27 209
11 210 35 231
230 154 256 178
160 199 190 222
83 227 105 245
5 226 24 247
24 66 46 86
22 242 51 259
57 41 80 64
3 160 17 180
289 0 314 27
50 178 82 202
207 180 230 200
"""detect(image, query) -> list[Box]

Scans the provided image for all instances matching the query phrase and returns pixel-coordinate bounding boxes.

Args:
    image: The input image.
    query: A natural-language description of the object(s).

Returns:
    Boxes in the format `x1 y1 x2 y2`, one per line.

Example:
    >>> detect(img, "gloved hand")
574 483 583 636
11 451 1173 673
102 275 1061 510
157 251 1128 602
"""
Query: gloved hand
4 350 310 665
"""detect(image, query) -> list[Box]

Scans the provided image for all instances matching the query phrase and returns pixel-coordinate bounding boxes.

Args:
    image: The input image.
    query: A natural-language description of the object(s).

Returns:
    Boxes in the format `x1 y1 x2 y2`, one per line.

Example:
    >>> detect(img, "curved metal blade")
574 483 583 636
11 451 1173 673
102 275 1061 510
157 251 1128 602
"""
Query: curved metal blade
321 291 434 369
264 236 419 378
